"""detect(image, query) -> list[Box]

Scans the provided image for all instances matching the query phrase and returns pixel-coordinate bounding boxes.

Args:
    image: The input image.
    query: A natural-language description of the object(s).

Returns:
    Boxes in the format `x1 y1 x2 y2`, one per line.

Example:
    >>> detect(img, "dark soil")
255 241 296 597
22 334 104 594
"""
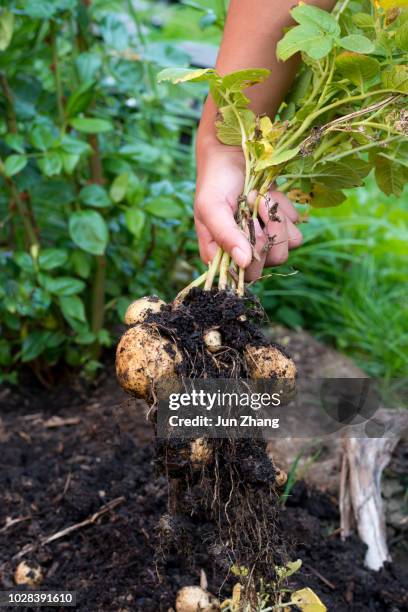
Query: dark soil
0 368 407 611
146 288 287 378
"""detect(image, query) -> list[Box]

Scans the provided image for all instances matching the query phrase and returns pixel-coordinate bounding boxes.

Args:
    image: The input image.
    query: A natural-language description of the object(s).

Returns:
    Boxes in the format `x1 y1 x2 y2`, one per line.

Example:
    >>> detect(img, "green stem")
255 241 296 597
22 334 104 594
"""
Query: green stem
218 252 230 290
174 271 208 304
50 20 64 126
0 73 17 133
204 246 223 290
238 267 245 296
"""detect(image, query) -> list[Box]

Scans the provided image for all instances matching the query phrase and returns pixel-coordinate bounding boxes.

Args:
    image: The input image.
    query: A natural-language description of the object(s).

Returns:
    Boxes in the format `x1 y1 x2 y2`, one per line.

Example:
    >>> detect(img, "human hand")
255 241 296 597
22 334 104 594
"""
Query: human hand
195 139 303 281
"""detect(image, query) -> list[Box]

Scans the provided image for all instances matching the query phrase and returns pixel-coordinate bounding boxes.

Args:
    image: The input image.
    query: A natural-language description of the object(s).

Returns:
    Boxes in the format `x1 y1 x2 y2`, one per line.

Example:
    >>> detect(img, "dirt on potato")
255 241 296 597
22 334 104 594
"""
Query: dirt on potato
1 366 407 611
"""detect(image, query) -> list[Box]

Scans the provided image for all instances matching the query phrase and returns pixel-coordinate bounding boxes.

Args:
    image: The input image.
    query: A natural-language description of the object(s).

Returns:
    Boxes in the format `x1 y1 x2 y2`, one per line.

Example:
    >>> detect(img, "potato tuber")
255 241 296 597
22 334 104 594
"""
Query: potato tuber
175 586 219 612
245 345 296 380
116 324 181 399
203 329 222 353
14 561 43 587
124 296 166 325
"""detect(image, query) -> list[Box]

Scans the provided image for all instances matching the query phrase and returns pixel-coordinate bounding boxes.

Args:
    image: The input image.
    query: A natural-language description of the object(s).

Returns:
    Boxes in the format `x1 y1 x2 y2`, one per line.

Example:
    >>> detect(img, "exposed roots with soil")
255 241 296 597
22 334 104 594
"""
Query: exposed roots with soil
116 288 295 605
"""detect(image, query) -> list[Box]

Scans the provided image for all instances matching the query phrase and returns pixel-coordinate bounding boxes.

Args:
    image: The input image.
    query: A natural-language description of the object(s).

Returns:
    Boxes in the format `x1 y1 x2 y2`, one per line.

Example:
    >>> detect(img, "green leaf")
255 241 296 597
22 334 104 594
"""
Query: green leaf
339 35 375 54
4 154 27 177
277 24 335 61
39 248 68 270
21 330 49 362
30 125 56 151
382 65 408 93
221 69 270 90
80 184 111 208
144 197 183 219
61 135 92 156
39 274 86 296
70 117 113 134
0 10 14 51
69 210 109 255
70 251 92 279
24 0 76 18
373 154 408 196
308 158 371 189
110 173 129 203
352 13 375 29
395 22 408 52
38 152 62 176
75 52 102 83
255 147 300 171
0 339 11 366
14 251 34 272
59 295 86 322
216 107 255 145
309 183 346 208
125 208 145 238
5 133 25 154
65 82 95 118
61 152 80 174
157 67 217 84
291 4 340 36
335 52 380 87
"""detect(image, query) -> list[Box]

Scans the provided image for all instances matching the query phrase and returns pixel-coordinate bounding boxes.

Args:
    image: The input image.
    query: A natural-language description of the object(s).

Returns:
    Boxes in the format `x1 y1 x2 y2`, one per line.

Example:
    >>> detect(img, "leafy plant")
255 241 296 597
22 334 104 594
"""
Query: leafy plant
158 0 408 300
0 0 198 382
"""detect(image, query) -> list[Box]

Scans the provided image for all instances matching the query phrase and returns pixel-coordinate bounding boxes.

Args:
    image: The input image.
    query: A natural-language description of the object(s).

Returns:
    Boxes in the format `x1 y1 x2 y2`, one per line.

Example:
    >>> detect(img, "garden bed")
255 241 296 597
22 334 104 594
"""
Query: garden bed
0 343 407 611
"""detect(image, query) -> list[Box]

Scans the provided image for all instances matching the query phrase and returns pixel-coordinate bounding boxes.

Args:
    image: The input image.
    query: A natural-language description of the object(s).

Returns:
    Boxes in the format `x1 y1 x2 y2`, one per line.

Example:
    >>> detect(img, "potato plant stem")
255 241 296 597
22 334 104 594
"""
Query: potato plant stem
218 252 230 290
238 267 245 296
204 246 223 290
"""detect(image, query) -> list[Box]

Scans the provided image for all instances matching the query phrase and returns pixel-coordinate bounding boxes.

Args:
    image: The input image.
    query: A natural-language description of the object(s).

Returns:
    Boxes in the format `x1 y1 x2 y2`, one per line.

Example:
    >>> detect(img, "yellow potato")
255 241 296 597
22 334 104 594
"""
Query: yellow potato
124 296 166 325
244 345 296 380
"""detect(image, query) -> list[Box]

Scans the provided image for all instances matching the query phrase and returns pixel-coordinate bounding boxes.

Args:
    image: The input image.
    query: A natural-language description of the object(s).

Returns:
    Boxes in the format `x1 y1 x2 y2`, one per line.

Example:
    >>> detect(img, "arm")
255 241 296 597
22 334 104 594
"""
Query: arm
195 0 337 276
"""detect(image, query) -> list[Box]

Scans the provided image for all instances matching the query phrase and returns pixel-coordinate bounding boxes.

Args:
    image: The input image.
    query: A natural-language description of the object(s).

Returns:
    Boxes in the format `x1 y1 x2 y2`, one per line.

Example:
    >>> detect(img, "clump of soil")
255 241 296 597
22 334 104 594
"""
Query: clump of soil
145 287 285 379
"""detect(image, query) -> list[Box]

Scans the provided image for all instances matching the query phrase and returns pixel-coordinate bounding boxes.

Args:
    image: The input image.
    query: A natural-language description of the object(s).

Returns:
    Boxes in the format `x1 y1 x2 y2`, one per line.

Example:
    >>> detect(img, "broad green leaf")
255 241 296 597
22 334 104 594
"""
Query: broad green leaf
70 251 92 279
65 82 95 118
69 211 109 255
277 24 335 61
339 35 375 54
80 184 111 208
24 0 76 18
255 147 300 171
5 133 25 154
309 159 371 189
4 154 27 177
157 67 216 84
382 65 408 93
335 52 380 87
0 10 14 51
395 22 408 52
14 251 34 272
30 124 56 151
75 52 102 83
216 107 255 145
39 274 85 296
352 13 375 29
290 587 327 611
373 154 408 196
0 339 11 366
110 173 129 203
38 152 62 176
59 295 86 322
125 208 145 238
309 183 346 208
39 248 68 270
61 135 92 156
291 3 340 36
61 152 80 174
144 197 183 219
70 117 113 134
21 330 49 362
221 69 270 90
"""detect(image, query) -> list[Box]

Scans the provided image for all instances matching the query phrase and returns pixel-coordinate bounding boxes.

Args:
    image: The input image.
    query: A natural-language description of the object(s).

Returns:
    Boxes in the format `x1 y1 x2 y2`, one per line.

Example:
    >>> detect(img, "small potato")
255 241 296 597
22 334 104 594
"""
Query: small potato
190 438 213 469
203 329 222 353
116 324 181 399
14 561 43 587
244 345 296 380
124 296 166 325
176 586 218 612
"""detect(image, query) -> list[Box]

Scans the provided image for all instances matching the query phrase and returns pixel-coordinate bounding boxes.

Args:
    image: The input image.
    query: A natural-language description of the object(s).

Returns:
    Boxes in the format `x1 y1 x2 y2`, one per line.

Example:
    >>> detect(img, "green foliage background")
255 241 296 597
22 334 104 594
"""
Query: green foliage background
0 0 406 382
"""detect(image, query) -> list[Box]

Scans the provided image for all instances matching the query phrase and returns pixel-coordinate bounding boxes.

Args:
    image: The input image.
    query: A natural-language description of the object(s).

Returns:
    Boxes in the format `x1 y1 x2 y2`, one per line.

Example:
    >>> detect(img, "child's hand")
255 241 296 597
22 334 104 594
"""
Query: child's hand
195 139 303 281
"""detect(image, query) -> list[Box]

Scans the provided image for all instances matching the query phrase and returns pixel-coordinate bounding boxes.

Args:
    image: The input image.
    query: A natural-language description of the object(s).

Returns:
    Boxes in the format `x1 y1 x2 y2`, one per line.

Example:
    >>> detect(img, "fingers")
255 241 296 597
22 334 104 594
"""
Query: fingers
195 201 252 268
258 193 302 267
267 190 299 223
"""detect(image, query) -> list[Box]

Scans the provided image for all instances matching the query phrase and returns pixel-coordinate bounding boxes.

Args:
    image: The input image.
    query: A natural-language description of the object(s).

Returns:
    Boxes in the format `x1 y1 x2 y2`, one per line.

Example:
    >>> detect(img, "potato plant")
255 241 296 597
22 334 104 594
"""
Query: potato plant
159 0 408 295
0 0 198 382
